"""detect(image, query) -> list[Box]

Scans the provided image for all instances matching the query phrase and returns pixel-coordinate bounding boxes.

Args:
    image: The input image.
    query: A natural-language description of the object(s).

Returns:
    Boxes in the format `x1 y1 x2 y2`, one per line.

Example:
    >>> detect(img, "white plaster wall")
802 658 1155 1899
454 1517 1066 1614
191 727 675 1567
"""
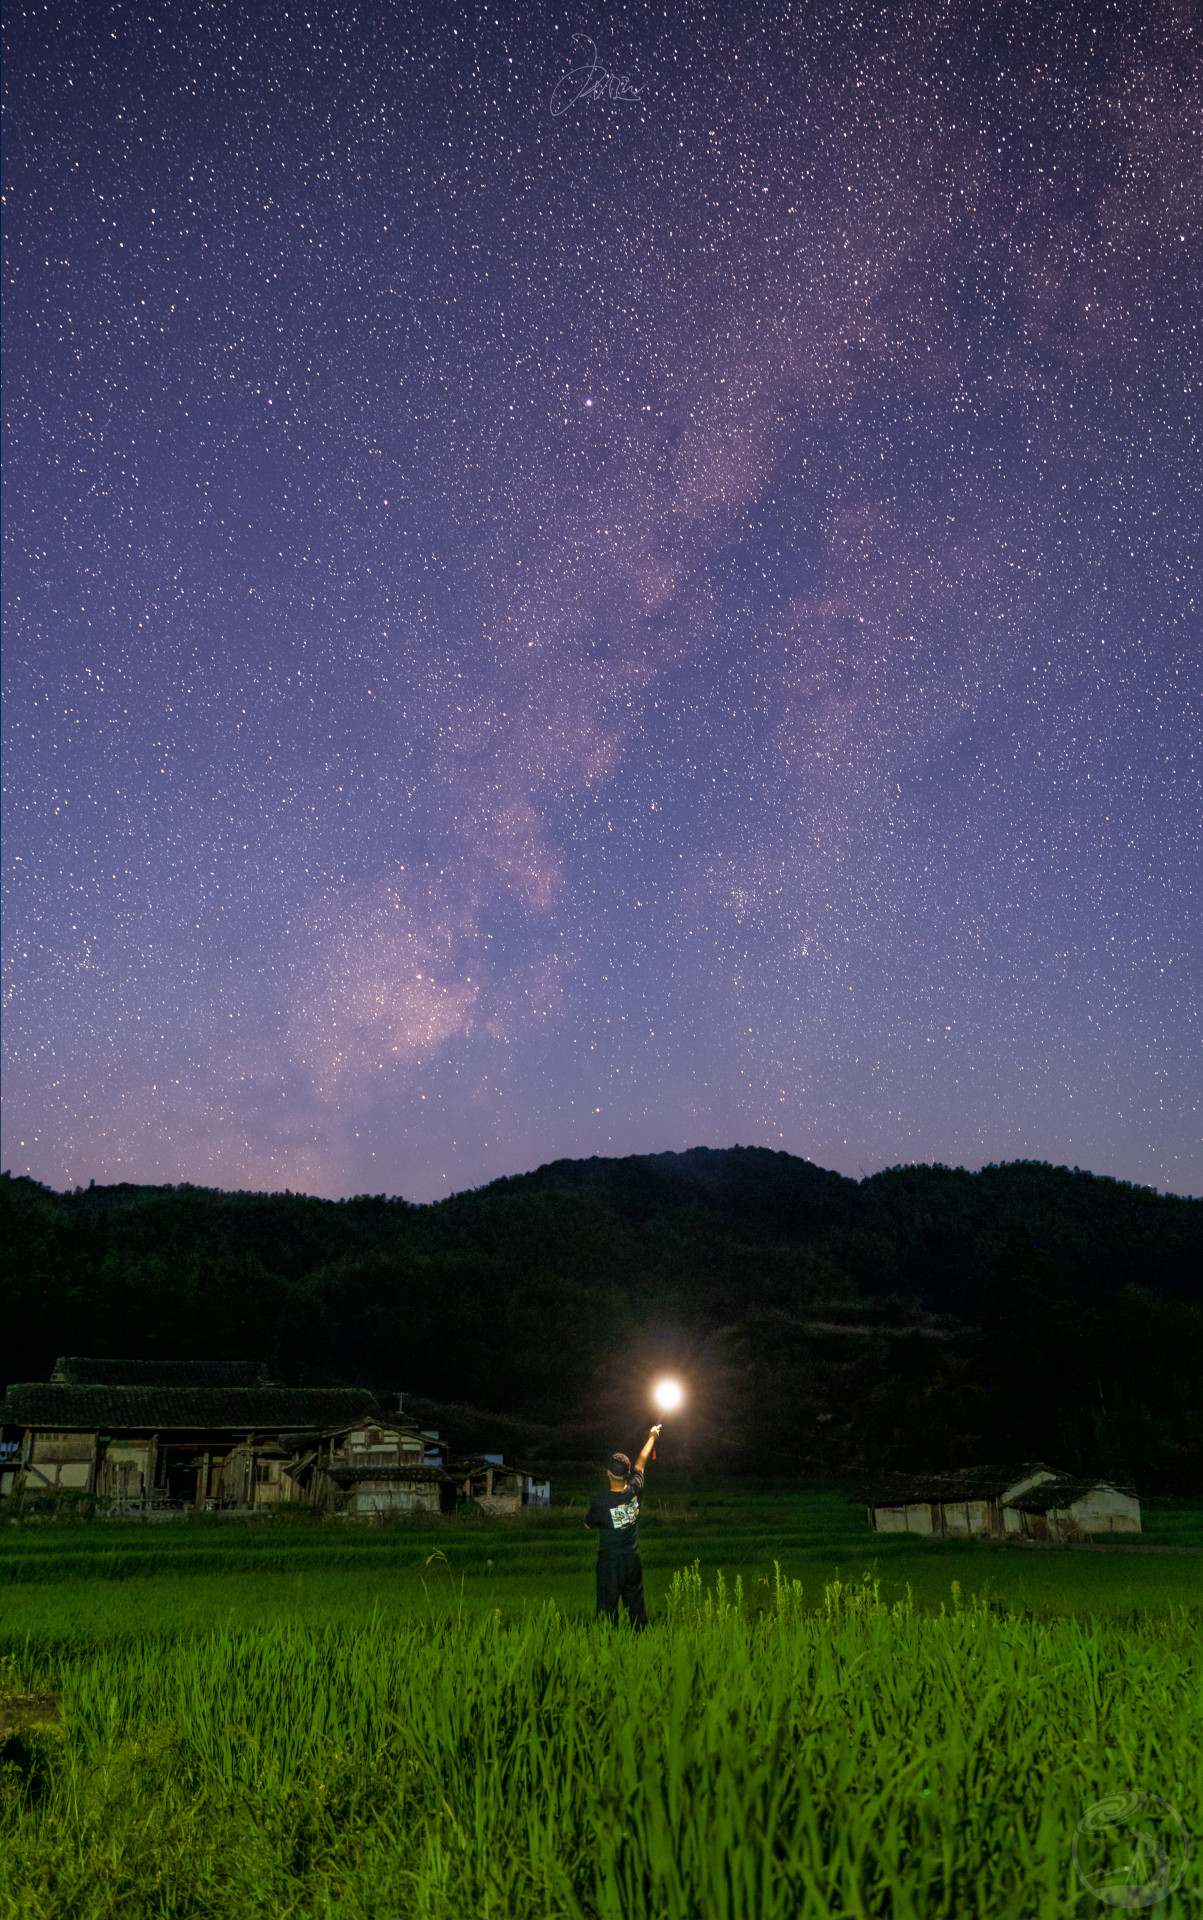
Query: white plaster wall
873 1507 909 1532
1065 1489 1141 1533
941 1501 988 1537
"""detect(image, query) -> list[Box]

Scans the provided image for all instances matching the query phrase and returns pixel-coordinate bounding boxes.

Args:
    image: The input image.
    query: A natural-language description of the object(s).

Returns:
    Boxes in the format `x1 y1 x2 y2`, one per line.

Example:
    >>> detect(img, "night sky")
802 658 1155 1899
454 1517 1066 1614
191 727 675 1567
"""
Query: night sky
3 2 1199 1201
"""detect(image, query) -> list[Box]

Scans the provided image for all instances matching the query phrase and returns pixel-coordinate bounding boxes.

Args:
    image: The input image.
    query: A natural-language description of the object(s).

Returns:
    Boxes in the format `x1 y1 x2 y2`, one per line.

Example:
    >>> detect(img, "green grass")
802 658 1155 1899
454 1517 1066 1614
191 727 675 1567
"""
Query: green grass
2 1491 1201 1917
1 1488 1200 1650
3 1578 1199 1919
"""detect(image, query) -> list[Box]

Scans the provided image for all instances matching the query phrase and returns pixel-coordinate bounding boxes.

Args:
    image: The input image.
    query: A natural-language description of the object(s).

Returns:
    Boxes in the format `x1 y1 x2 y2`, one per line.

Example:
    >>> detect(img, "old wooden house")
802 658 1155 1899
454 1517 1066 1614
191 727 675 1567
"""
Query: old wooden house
0 1357 449 1518
867 1464 1140 1542
290 1415 450 1518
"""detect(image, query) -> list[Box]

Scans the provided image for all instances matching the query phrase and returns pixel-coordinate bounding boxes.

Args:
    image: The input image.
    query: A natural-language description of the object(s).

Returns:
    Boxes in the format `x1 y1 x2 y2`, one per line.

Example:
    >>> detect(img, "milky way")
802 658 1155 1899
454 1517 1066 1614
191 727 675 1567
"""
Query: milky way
3 2 1199 1198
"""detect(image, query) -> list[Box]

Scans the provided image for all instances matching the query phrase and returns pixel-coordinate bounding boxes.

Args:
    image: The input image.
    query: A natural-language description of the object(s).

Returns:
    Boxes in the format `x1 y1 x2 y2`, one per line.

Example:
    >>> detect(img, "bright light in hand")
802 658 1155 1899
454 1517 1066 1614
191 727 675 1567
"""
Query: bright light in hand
653 1377 684 1413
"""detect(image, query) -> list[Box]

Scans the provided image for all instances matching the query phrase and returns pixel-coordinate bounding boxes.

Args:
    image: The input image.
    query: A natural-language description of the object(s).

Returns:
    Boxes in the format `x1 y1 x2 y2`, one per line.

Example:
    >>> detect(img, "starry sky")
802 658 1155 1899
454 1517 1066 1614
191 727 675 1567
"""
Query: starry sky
3 1 1199 1201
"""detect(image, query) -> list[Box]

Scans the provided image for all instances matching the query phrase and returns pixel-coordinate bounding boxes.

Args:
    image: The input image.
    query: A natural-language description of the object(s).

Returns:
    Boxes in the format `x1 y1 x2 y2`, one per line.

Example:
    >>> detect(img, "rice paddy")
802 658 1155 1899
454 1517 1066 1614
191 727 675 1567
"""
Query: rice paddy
2 1490 1200 1918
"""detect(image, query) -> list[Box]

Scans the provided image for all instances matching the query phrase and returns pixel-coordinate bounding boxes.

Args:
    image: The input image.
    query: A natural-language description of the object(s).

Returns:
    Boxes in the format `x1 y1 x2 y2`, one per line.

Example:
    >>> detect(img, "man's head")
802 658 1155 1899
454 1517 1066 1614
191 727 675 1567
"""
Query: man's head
606 1451 631 1491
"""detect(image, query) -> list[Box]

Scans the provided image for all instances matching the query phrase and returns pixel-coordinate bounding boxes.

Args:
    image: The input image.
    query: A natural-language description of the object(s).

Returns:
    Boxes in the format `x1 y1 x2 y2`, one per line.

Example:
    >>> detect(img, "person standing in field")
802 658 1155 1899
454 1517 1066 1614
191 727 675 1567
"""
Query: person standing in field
585 1424 660 1627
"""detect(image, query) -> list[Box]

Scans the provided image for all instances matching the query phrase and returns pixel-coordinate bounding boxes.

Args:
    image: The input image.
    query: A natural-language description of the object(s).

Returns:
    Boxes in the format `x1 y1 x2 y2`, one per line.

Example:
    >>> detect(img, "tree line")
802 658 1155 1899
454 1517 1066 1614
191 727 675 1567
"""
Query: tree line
3 1146 1200 1488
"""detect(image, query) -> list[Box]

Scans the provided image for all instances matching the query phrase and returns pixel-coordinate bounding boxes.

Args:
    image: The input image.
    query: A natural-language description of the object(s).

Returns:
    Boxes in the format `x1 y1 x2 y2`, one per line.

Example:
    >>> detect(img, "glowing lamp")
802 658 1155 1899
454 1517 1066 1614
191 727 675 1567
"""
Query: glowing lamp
653 1378 685 1414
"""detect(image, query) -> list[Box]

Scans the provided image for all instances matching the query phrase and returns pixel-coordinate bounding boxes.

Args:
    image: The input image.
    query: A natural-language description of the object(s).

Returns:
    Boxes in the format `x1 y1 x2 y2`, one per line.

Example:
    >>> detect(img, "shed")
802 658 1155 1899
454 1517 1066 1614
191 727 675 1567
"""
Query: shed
866 1464 1140 1542
451 1454 551 1515
1001 1478 1140 1544
867 1465 1058 1539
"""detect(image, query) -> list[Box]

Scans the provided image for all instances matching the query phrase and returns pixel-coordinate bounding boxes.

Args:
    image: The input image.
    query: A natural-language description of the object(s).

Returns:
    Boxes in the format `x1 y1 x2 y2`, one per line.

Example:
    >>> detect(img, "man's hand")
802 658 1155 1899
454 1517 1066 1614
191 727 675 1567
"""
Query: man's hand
634 1424 662 1473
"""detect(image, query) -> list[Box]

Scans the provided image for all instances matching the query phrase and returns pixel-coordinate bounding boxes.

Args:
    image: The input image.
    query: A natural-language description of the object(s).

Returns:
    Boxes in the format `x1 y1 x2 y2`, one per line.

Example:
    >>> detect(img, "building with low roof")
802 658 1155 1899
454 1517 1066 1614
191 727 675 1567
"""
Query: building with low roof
999 1477 1141 1543
450 1453 551 1516
865 1463 1139 1542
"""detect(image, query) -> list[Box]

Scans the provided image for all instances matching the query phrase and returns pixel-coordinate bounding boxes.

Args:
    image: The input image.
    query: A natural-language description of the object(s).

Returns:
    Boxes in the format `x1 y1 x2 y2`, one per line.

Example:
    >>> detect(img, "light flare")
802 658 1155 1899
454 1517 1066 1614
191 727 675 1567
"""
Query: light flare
652 1377 685 1413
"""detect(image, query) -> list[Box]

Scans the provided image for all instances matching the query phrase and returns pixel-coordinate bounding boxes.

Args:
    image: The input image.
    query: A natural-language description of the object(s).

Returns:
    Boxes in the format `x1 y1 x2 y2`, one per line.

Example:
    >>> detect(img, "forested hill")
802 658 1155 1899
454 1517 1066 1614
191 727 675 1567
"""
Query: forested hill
4 1149 1201 1488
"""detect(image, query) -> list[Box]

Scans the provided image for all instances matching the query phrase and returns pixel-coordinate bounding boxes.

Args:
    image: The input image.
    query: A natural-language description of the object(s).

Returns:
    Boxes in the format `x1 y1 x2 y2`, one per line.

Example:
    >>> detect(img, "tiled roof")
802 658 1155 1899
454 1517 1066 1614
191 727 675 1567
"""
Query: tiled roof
51 1357 273 1388
867 1464 1060 1505
0 1383 379 1432
1007 1478 1135 1512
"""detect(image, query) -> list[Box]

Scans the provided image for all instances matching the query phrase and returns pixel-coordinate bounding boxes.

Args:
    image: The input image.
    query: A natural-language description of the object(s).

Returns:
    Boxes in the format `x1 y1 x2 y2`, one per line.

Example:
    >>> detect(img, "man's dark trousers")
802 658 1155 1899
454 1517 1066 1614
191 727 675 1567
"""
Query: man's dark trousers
596 1551 647 1627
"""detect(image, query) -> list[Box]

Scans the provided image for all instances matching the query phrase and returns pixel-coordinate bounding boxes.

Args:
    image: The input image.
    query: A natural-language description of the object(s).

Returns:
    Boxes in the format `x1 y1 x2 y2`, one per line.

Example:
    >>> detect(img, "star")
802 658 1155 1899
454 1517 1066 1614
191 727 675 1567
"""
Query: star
2 0 1197 1201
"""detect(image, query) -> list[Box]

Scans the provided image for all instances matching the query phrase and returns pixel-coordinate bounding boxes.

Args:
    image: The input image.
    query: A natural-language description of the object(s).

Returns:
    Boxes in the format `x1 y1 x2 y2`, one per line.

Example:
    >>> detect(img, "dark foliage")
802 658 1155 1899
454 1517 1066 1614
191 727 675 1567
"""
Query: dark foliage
3 1148 1200 1487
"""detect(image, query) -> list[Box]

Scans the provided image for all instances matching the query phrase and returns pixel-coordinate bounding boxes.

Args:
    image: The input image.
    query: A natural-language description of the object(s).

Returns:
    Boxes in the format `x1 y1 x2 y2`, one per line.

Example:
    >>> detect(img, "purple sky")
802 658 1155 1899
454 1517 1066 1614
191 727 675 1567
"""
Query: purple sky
3 2 1199 1201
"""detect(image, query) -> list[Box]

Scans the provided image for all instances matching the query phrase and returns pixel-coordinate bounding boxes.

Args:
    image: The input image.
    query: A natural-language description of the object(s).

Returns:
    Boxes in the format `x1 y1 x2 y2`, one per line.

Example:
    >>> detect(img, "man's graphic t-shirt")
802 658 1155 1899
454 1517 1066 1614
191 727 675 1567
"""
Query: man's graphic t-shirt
585 1470 645 1556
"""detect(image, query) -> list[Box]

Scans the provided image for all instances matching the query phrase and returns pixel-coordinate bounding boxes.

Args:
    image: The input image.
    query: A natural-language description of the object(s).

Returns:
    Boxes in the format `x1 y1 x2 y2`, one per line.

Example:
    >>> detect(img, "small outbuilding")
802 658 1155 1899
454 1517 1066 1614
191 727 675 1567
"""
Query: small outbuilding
1000 1477 1141 1544
451 1453 551 1516
866 1464 1140 1542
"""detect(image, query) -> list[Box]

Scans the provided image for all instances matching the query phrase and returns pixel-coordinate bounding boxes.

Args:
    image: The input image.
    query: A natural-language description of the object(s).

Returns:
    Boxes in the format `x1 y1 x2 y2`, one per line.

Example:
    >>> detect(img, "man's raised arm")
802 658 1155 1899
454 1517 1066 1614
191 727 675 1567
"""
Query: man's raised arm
634 1425 661 1475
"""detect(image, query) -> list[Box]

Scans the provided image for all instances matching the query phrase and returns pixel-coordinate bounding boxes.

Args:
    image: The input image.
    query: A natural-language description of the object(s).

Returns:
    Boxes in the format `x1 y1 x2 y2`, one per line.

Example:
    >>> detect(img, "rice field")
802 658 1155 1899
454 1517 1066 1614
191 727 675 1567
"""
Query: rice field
3 1486 1201 1634
2 1493 1200 1918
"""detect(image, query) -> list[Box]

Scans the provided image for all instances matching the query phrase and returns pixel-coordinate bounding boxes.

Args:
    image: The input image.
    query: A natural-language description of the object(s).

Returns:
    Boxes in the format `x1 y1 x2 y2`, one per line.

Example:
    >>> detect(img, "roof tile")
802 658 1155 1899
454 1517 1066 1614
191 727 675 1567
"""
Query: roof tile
1 1383 380 1432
